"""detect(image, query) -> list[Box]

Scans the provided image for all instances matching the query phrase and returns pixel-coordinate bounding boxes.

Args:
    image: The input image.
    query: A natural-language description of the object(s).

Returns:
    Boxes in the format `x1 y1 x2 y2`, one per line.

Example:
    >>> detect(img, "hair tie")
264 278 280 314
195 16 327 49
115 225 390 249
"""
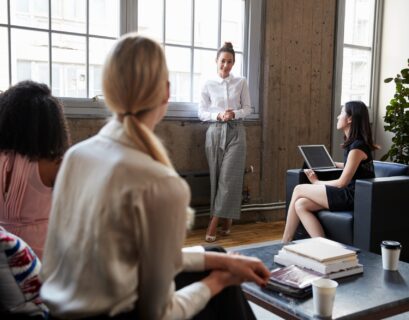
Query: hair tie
121 111 137 117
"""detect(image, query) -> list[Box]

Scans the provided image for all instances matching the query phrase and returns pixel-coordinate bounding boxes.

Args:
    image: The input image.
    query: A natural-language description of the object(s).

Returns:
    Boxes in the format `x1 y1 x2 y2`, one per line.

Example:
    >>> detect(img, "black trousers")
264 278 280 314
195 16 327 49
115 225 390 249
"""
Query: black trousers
174 245 256 320
48 246 255 320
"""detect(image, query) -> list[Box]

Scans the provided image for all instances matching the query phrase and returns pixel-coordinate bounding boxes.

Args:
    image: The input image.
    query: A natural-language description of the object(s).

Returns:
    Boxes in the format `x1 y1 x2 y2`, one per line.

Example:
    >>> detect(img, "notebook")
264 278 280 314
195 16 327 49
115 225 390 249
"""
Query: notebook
298 145 337 170
283 237 357 263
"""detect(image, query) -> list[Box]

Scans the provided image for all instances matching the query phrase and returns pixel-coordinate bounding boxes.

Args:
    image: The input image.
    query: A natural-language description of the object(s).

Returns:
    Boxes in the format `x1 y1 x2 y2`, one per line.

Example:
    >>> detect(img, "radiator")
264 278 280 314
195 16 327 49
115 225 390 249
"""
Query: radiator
180 171 210 207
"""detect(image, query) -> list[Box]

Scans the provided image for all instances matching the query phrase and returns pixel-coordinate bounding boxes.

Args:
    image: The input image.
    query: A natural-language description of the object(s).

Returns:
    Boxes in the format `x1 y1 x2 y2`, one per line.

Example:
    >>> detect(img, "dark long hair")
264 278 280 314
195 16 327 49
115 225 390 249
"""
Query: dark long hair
0 80 70 160
342 100 378 150
216 42 235 62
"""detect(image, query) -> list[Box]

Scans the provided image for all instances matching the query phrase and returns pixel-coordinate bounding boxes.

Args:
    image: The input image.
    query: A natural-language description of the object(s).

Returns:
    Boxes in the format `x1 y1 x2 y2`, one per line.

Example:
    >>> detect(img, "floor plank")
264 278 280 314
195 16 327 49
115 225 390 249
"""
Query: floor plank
184 220 285 248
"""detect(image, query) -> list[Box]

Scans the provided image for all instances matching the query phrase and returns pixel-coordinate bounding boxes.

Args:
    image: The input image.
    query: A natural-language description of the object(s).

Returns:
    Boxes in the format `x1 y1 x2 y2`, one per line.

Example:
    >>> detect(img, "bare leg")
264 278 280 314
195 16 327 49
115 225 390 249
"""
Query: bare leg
220 218 232 236
295 198 325 237
282 190 302 243
205 216 219 242
282 184 329 243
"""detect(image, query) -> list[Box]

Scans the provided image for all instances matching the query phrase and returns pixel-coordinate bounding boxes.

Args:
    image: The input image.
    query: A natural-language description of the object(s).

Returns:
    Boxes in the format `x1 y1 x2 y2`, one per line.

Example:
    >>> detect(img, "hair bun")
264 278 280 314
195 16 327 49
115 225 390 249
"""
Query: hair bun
223 42 233 50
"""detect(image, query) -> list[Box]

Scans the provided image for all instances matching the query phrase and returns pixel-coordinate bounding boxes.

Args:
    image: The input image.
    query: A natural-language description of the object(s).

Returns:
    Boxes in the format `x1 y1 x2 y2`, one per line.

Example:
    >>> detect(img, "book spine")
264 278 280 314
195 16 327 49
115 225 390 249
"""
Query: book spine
275 251 358 274
327 265 363 279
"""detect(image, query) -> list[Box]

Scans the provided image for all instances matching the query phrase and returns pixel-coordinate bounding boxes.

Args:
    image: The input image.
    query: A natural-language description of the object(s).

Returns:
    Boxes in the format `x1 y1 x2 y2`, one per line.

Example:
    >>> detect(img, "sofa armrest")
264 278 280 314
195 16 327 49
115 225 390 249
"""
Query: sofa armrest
353 176 409 261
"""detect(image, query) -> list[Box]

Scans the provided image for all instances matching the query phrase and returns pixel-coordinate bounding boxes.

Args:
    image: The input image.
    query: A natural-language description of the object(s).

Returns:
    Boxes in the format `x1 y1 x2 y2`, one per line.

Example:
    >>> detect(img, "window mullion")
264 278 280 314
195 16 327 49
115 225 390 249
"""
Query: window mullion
218 0 221 47
190 0 195 102
48 0 52 89
343 43 372 51
86 0 89 98
163 0 166 44
243 0 249 77
7 0 11 86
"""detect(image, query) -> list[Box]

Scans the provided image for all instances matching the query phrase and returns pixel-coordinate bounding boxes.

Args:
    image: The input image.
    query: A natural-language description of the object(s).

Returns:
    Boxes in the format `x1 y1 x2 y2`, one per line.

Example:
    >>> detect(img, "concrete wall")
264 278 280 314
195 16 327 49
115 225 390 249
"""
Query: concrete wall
374 0 409 159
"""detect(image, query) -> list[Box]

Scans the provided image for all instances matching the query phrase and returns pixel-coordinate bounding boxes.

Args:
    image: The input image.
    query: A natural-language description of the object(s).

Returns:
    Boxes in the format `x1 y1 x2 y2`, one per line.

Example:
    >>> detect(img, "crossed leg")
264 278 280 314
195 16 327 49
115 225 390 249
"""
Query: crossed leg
282 184 330 243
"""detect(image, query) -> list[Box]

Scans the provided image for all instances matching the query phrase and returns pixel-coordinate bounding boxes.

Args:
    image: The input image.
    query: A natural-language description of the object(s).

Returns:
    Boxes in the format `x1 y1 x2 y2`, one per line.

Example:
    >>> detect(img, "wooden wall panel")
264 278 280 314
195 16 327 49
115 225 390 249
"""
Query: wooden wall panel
261 0 337 202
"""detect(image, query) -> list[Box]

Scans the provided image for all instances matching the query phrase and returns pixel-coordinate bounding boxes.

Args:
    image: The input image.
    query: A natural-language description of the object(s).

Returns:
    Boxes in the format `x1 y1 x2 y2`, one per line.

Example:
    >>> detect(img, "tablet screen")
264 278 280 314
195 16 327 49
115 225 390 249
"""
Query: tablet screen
298 145 336 169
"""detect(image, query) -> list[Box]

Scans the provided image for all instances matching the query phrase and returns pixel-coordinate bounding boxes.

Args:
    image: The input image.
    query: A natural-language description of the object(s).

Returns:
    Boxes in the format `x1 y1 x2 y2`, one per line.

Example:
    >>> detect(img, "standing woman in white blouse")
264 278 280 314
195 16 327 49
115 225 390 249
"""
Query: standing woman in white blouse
199 42 252 242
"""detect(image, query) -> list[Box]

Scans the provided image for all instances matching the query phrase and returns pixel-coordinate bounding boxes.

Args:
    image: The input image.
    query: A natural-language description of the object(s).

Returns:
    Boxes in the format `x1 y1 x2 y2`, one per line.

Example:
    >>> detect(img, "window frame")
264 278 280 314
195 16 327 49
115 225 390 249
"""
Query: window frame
331 0 383 158
1 0 263 120
333 0 383 122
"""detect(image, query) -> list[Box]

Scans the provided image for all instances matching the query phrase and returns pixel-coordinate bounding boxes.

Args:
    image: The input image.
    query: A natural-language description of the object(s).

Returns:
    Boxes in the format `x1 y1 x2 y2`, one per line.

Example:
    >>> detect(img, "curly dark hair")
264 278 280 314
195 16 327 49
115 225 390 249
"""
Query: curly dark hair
0 80 70 160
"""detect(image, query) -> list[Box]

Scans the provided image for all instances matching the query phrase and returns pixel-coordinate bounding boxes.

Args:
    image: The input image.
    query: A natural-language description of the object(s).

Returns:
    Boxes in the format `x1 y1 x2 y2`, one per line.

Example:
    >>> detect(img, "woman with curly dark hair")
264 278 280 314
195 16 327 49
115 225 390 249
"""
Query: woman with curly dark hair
0 80 70 258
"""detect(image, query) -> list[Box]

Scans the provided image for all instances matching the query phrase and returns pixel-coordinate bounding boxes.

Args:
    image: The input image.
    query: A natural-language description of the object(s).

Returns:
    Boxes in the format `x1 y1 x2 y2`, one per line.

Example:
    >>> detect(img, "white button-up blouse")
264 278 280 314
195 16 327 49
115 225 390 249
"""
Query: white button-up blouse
198 74 252 121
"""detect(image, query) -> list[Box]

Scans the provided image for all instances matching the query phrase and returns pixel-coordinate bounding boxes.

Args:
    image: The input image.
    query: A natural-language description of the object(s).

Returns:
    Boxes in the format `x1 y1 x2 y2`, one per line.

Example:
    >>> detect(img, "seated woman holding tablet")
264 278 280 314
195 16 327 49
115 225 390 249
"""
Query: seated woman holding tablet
282 101 378 243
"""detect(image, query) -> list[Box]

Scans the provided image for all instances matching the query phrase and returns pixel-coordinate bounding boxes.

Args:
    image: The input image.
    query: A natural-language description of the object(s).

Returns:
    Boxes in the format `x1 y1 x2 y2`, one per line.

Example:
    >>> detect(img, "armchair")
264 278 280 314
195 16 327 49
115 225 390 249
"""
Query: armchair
286 161 409 262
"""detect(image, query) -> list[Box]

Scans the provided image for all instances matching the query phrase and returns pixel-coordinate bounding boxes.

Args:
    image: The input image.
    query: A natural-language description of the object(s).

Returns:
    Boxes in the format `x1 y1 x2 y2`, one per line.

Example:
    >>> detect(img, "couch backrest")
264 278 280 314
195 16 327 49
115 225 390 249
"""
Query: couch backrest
374 160 409 177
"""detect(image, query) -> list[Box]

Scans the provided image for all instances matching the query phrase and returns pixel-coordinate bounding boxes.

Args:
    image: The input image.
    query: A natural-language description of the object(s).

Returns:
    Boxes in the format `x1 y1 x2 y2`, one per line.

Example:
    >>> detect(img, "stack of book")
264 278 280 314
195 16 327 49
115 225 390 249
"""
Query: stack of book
273 237 363 280
267 237 363 298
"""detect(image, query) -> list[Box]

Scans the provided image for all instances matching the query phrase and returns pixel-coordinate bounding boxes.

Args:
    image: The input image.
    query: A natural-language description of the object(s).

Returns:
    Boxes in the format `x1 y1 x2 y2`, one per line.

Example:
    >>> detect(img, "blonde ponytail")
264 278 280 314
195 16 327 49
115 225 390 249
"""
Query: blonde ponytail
103 33 173 168
122 116 173 168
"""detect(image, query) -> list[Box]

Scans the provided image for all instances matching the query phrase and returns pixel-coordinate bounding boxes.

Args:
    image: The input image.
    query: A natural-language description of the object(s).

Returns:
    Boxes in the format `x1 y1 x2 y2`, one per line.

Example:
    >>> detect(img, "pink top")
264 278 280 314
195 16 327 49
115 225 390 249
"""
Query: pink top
0 153 51 259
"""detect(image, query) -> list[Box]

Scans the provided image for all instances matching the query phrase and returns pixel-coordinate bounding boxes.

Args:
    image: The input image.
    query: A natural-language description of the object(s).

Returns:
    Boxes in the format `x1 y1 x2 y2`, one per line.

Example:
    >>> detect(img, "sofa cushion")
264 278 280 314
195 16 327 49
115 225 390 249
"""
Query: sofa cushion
0 227 48 318
374 160 409 177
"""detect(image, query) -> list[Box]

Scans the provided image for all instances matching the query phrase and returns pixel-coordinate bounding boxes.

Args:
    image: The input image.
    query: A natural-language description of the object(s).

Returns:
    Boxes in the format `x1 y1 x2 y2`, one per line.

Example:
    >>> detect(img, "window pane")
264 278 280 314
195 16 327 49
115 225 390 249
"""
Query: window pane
11 29 49 85
193 49 217 102
138 0 164 41
166 46 191 102
10 0 49 29
0 0 7 23
166 0 191 45
194 0 218 48
233 52 243 76
341 47 371 105
89 37 115 97
89 0 120 37
51 0 86 33
221 0 244 51
52 34 86 97
0 28 9 90
344 0 375 47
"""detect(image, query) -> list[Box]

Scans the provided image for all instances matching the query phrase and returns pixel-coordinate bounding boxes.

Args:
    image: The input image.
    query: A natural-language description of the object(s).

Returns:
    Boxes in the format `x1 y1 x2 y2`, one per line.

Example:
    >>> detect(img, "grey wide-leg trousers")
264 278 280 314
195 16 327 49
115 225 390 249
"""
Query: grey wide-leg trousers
205 121 246 219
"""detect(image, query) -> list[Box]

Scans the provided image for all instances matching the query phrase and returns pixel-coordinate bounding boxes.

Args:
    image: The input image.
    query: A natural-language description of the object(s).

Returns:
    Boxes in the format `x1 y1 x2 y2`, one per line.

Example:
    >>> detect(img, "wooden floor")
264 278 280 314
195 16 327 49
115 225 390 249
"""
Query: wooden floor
184 220 285 248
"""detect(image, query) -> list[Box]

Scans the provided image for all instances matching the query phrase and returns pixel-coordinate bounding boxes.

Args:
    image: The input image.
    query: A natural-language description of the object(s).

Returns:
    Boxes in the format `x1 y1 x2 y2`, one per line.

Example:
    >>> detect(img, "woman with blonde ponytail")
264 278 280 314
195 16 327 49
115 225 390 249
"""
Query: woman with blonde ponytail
40 33 269 320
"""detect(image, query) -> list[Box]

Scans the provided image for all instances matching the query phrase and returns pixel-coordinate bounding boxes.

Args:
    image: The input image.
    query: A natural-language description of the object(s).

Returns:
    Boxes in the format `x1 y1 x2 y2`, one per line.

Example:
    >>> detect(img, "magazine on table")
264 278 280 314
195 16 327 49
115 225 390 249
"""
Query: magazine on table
267 265 322 298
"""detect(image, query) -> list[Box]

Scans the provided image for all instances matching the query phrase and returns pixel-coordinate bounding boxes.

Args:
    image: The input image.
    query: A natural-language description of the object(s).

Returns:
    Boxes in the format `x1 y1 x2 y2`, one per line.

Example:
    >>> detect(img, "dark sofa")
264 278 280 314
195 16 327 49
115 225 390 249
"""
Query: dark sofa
286 161 409 262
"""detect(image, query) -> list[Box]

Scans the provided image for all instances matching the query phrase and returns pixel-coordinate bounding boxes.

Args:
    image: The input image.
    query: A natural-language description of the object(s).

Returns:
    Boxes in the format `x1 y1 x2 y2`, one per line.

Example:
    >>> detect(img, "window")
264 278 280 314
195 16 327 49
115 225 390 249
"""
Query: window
0 0 263 119
334 0 382 113
332 0 382 158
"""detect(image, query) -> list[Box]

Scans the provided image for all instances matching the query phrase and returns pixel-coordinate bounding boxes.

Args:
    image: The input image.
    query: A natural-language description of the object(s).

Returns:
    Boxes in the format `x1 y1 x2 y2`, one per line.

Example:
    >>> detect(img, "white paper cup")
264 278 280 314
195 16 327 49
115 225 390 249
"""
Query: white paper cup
381 240 402 271
312 278 338 318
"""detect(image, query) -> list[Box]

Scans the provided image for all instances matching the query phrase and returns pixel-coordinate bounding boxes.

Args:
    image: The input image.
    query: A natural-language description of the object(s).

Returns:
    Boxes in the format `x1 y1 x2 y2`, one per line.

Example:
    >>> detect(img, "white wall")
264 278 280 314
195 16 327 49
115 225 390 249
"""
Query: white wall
374 0 409 159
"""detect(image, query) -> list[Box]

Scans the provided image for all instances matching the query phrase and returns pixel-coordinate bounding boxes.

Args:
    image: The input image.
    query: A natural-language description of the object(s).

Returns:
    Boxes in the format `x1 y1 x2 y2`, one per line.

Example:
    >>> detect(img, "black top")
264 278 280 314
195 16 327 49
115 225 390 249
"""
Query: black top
344 139 375 188
325 139 375 211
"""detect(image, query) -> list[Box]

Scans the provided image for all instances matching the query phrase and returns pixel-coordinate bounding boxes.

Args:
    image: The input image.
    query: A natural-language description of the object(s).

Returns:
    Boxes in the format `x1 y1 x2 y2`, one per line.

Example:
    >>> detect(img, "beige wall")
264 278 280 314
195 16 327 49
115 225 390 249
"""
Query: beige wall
374 0 409 159
66 0 337 217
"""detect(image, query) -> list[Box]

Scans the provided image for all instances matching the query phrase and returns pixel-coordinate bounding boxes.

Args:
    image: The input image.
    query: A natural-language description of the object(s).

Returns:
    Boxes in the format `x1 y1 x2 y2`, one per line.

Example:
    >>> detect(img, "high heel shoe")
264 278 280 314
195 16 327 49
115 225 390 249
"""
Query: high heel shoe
205 234 217 242
205 216 218 242
219 229 231 236
220 219 232 236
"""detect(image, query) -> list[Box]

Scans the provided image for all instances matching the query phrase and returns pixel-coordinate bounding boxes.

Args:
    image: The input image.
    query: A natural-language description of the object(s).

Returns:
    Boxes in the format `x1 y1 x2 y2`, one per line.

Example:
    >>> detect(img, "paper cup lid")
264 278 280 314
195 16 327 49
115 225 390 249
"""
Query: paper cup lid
381 240 402 249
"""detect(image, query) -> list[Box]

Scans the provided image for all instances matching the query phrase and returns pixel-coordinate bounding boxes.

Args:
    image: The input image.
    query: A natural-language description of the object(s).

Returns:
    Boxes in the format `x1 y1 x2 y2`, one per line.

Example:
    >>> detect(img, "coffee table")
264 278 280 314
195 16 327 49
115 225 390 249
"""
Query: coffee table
234 243 409 319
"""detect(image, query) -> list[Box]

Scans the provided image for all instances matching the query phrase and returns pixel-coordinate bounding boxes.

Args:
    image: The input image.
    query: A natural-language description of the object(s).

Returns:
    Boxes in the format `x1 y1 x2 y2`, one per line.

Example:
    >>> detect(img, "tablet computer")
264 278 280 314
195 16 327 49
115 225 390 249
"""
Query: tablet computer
298 145 337 170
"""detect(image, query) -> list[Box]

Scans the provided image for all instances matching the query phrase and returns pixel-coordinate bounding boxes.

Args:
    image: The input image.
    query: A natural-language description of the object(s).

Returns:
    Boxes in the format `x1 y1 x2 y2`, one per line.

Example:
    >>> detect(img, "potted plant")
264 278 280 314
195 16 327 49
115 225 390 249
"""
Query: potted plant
381 59 409 164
